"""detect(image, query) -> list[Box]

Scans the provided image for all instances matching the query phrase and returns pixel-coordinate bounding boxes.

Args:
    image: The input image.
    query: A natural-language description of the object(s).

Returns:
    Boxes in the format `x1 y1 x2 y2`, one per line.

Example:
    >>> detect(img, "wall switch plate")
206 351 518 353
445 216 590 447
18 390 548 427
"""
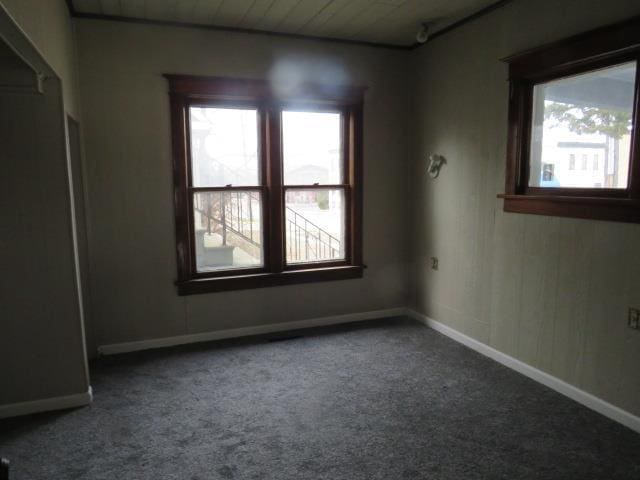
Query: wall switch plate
629 308 640 330
430 257 438 270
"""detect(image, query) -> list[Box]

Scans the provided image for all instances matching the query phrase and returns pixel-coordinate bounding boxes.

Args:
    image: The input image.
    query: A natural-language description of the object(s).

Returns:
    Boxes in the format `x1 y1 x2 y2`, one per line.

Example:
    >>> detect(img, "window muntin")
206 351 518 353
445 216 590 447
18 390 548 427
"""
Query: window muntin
528 62 636 189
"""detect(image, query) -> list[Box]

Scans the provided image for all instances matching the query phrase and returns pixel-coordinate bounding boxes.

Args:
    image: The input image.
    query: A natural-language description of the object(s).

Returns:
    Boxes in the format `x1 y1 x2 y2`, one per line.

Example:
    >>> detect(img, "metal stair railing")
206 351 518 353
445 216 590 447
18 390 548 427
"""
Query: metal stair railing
285 206 341 262
194 191 261 248
194 190 341 263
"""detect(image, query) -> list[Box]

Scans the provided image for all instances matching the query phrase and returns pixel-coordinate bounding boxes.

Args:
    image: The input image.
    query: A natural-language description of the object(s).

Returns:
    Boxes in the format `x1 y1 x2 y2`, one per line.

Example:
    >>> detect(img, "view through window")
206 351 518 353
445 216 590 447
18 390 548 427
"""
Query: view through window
188 107 348 271
528 62 637 189
502 17 640 224
190 107 264 272
283 111 345 264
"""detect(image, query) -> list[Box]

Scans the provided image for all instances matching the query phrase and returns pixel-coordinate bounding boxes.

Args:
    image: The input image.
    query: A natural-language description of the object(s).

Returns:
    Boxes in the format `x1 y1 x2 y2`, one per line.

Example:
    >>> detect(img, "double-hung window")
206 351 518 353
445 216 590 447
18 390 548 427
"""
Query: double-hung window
165 76 364 294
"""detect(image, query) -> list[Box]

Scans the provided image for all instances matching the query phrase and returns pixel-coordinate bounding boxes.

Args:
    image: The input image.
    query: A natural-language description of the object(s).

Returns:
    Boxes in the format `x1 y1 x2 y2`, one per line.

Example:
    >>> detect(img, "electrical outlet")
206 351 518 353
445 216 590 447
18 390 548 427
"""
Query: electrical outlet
629 308 640 330
429 257 439 270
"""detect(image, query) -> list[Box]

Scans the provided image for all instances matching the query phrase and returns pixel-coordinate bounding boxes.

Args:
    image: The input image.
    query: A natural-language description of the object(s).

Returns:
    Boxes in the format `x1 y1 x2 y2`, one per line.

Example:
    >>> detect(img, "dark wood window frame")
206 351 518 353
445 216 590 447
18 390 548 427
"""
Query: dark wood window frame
165 75 365 295
499 16 640 223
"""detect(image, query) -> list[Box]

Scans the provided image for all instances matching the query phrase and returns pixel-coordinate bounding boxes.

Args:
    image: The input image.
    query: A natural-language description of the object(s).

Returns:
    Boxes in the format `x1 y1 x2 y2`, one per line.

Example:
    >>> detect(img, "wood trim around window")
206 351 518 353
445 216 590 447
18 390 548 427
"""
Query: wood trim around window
499 16 640 223
165 75 366 295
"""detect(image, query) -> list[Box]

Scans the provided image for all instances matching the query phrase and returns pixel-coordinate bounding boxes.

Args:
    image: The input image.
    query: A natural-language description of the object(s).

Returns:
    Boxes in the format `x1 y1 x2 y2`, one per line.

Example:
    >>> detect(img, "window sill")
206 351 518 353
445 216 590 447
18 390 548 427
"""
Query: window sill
176 265 364 295
498 194 640 223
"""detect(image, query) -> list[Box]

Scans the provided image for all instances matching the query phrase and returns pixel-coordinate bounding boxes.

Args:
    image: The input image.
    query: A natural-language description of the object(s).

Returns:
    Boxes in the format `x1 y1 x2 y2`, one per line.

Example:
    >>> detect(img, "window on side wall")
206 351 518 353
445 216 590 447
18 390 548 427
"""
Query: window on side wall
165 75 365 295
500 17 640 223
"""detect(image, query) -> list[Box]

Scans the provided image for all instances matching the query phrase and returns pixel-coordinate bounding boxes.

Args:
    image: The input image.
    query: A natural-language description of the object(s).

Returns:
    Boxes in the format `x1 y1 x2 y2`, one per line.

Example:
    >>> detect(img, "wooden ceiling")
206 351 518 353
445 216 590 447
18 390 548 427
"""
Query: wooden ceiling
69 0 502 47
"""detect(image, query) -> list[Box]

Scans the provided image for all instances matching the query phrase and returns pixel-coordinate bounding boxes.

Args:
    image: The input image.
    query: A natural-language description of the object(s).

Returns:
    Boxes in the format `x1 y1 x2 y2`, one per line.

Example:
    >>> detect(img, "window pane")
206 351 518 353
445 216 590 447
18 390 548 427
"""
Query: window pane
285 189 345 264
189 107 259 187
529 61 636 189
193 191 263 272
283 111 342 185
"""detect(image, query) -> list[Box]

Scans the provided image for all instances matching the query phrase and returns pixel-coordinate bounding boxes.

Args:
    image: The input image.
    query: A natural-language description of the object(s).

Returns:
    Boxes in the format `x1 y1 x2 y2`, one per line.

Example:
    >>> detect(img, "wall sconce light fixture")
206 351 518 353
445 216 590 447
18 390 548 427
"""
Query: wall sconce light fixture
416 23 431 44
427 154 446 178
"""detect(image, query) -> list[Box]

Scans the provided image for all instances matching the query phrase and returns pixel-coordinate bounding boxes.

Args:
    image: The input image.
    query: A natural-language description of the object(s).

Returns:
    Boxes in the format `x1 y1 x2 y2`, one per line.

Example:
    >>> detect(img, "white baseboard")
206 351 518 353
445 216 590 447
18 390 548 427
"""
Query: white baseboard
98 307 407 356
0 387 93 419
406 309 640 434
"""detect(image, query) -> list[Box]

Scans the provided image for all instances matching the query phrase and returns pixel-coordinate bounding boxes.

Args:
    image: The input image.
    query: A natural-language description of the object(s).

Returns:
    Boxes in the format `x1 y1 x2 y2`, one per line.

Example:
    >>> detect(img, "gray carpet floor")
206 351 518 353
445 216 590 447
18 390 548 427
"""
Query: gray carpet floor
1 317 639 480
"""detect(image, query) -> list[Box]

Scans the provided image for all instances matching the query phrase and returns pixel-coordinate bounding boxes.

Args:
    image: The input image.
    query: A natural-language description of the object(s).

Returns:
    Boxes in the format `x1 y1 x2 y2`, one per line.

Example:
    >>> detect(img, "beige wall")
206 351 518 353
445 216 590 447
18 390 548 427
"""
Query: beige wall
408 0 640 416
75 20 409 354
0 0 80 117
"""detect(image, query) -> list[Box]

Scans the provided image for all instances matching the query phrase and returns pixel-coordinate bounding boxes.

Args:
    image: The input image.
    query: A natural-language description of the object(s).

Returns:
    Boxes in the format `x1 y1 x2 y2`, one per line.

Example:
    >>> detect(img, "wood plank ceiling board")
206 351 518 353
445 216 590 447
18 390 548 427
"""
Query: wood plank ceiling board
308 0 372 37
71 0 511 47
252 0 302 31
274 0 332 33
215 0 258 27
192 0 225 25
357 0 432 43
365 0 499 44
237 0 277 29
337 2 398 40
298 0 352 35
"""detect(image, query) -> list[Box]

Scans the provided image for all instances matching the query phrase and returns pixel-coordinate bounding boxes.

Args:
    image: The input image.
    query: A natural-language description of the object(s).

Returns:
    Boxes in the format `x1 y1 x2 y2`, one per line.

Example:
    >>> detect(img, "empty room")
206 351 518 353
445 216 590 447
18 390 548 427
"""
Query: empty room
1 0 640 478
